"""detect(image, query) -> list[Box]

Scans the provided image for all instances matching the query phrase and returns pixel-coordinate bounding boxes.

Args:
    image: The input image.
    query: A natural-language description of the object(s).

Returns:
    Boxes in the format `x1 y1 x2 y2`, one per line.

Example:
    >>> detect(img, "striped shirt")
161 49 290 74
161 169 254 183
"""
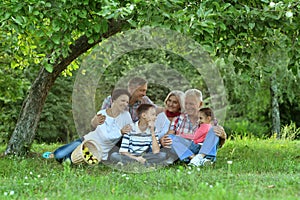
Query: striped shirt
119 121 159 156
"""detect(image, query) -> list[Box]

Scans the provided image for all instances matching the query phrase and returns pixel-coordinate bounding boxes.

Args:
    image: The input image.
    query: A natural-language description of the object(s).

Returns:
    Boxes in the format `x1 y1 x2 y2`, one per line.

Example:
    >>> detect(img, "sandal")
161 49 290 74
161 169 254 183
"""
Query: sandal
42 152 53 159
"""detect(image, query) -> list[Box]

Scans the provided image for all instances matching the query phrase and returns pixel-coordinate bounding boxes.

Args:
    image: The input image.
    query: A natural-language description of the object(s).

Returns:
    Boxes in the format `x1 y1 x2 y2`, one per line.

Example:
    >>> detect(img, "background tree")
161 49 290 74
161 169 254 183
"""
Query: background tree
1 0 299 155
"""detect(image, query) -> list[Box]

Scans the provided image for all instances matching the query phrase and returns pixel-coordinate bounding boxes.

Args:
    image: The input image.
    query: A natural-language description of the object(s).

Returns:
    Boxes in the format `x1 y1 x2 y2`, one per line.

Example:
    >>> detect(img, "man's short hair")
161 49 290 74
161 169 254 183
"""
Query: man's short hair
128 77 147 89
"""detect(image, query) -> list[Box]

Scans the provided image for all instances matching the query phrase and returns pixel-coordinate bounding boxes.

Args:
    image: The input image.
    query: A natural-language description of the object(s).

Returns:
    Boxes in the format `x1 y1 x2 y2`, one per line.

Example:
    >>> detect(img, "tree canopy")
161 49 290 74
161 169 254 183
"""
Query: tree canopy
1 0 300 155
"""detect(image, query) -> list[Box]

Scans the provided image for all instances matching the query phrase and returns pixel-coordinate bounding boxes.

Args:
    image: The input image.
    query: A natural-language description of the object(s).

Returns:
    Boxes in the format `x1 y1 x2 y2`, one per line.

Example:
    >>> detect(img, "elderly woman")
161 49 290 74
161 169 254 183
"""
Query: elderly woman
161 89 226 165
43 89 133 163
155 90 185 139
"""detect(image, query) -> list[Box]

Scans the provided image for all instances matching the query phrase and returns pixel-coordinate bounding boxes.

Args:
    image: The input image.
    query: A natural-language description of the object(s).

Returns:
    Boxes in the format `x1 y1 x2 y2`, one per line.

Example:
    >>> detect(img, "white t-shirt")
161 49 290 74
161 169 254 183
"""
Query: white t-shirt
84 109 132 160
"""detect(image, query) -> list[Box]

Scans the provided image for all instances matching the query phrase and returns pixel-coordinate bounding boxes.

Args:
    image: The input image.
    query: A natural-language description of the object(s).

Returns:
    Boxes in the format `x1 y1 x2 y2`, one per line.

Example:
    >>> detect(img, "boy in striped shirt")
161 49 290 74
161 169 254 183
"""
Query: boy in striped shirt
110 104 166 166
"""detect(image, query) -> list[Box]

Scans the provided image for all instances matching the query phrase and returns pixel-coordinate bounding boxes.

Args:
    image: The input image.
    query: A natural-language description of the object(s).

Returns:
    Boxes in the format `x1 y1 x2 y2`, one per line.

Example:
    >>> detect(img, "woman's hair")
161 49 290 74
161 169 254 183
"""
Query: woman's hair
128 77 147 89
164 90 185 112
111 88 131 101
185 89 203 102
136 104 155 117
199 107 214 121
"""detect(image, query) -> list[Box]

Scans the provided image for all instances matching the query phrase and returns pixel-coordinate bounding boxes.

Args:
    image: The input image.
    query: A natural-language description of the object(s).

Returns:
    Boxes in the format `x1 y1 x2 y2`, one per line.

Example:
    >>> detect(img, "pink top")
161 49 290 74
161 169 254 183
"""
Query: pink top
193 123 211 144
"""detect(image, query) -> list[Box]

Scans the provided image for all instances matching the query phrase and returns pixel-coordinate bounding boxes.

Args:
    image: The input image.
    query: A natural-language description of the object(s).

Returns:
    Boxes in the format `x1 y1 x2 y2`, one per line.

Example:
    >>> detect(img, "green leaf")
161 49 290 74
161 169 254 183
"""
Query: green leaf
88 38 94 44
93 23 101 33
227 39 235 46
52 34 60 45
45 64 53 73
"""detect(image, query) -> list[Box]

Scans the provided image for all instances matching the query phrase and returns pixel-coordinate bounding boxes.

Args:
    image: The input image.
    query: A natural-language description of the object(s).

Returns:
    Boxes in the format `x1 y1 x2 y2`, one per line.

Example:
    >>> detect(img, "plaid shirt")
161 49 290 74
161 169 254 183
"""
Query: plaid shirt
169 113 200 140
100 95 155 122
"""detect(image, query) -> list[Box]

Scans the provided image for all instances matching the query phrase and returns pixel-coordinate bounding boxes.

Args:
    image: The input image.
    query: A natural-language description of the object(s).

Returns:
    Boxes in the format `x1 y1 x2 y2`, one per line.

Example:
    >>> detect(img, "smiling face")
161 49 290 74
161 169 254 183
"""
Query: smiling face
165 94 181 113
199 111 211 124
112 94 129 112
130 84 147 101
184 95 202 117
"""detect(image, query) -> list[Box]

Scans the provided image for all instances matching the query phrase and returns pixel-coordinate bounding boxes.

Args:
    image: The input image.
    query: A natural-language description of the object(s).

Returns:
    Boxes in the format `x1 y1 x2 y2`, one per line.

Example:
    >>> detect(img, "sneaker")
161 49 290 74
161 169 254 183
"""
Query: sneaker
200 158 213 166
189 154 212 167
188 154 202 167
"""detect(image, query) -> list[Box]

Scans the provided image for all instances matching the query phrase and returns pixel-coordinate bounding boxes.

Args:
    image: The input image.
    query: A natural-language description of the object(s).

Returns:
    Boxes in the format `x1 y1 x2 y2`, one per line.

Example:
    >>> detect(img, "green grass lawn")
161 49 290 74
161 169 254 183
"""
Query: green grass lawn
1 138 299 200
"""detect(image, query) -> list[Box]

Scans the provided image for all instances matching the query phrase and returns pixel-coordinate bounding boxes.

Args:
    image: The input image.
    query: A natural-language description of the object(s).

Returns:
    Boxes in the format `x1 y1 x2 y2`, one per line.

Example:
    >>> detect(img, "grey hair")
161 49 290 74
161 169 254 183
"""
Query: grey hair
127 77 147 89
185 89 203 102
164 90 185 112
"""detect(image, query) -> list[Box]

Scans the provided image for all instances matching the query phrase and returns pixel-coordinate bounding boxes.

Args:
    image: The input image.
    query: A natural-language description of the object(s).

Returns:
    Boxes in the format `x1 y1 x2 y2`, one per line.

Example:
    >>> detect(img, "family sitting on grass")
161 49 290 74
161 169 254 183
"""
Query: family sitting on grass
43 77 227 167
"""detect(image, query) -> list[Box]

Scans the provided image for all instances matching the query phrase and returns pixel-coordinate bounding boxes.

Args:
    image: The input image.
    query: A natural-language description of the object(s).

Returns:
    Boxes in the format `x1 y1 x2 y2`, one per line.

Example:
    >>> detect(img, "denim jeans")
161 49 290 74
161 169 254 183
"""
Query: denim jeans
53 138 83 163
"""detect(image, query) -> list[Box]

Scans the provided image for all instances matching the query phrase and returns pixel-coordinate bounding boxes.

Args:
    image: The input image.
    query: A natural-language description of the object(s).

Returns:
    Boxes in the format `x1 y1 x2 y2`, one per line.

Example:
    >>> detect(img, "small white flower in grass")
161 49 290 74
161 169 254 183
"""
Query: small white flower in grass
187 171 192 175
209 185 213 188
24 183 30 186
196 168 201 172
4 192 8 196
9 191 15 195
121 174 127 177
37 175 41 178
125 177 129 180
227 160 233 165
188 166 192 170
176 169 180 173
25 176 28 180
286 11 293 18
30 171 33 175
269 2 276 8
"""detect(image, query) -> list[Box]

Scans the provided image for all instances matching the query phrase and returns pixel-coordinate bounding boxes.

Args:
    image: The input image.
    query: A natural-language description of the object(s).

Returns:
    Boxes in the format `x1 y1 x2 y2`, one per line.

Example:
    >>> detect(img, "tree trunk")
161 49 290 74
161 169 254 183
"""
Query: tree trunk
5 20 125 156
270 74 281 138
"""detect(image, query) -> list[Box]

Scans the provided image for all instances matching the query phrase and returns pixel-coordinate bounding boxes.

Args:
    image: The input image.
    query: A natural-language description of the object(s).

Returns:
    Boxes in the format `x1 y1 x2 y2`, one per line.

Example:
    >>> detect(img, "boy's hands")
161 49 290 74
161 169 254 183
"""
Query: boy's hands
136 156 146 164
148 120 155 132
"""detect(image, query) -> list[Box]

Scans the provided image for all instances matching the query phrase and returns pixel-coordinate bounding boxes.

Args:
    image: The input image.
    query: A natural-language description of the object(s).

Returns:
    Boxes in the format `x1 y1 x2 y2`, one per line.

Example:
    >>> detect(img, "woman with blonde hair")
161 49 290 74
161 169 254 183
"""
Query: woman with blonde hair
155 90 185 139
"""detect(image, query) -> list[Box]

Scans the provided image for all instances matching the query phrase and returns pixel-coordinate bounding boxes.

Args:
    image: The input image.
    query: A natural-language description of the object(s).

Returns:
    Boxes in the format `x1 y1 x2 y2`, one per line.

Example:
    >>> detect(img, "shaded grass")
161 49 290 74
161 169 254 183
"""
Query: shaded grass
0 138 299 199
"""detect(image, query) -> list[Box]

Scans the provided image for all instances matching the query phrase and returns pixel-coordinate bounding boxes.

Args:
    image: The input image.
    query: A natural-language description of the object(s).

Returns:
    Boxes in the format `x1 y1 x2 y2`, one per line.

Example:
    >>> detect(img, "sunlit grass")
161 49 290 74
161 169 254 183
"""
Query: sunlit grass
1 138 299 199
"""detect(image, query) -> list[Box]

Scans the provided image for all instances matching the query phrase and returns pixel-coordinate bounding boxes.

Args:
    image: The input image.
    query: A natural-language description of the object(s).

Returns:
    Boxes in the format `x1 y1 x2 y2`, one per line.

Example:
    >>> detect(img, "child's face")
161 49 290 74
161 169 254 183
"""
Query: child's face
199 111 211 124
143 107 157 123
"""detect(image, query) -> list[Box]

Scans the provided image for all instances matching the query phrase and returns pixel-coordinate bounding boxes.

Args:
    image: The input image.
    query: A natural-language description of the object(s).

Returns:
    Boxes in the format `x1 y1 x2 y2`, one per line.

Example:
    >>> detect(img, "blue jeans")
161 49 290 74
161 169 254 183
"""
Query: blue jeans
54 138 83 163
199 128 219 160
169 128 220 161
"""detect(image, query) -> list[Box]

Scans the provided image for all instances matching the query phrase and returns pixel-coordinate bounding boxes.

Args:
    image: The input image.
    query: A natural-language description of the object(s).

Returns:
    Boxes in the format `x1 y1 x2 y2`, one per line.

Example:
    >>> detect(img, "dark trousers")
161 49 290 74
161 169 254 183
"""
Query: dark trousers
110 152 167 165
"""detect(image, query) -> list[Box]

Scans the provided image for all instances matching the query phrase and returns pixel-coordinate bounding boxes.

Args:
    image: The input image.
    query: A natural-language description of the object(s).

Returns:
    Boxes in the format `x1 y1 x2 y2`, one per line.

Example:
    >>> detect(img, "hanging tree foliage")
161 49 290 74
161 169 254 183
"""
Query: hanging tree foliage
1 0 300 155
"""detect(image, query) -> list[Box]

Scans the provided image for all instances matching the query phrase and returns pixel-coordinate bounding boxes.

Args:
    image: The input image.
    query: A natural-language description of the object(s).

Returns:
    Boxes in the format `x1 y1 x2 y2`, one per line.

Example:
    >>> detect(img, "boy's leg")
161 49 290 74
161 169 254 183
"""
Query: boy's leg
109 152 137 164
143 152 167 164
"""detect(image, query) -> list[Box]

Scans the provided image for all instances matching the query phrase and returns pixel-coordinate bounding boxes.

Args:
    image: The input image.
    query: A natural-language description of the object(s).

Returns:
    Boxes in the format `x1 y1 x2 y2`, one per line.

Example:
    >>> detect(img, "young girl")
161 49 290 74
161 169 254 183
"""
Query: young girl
110 104 166 166
193 107 214 144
